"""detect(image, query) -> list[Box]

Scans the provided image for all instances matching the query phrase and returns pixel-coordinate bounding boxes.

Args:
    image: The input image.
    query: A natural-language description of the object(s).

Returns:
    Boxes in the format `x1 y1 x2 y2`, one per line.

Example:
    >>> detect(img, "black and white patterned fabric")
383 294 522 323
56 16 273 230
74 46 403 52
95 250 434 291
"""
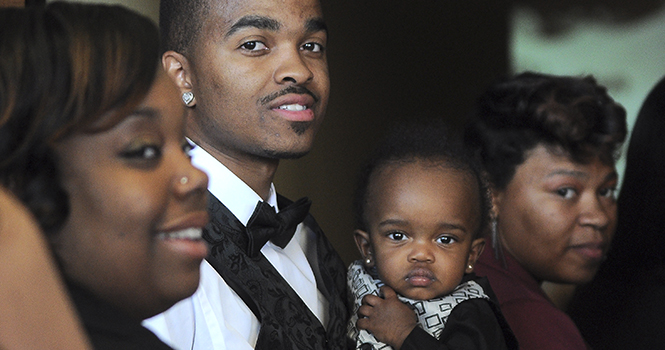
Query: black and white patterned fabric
347 260 490 350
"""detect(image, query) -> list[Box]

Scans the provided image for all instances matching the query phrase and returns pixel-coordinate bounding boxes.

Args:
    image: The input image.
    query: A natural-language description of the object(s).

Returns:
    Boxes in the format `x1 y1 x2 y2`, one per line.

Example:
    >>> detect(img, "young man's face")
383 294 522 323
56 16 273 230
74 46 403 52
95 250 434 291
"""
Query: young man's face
187 0 329 162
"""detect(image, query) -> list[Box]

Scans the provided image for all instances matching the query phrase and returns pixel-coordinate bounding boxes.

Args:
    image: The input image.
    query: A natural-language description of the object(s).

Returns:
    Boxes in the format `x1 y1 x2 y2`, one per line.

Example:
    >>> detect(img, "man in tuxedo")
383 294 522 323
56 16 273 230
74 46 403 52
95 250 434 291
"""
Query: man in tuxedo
142 0 349 349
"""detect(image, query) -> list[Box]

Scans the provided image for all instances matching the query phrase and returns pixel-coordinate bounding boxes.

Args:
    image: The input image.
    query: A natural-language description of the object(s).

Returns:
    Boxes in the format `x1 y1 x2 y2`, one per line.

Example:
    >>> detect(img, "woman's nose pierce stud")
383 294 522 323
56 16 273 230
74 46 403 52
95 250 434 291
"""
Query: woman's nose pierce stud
180 176 188 185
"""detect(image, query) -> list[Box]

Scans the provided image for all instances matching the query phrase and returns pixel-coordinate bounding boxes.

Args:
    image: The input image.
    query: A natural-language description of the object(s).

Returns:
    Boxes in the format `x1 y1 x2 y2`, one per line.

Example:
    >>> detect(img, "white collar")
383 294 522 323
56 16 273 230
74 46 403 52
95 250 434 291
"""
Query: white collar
189 142 278 226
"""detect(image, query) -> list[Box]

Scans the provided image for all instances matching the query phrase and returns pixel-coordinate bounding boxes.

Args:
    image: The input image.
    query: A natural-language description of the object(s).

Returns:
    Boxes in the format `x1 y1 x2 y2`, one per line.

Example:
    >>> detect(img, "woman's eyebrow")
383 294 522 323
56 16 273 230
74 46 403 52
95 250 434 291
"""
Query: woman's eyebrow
545 169 587 179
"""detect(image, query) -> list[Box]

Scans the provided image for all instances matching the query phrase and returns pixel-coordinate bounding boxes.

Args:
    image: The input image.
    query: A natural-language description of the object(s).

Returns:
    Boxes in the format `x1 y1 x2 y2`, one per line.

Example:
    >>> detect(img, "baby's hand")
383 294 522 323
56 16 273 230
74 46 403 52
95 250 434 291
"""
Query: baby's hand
356 286 417 349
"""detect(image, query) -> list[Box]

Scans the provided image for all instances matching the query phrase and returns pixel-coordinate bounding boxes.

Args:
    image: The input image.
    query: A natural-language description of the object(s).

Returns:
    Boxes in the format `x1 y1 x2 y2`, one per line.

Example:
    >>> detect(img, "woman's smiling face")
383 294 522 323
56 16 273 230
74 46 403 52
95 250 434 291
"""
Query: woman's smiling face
52 71 210 319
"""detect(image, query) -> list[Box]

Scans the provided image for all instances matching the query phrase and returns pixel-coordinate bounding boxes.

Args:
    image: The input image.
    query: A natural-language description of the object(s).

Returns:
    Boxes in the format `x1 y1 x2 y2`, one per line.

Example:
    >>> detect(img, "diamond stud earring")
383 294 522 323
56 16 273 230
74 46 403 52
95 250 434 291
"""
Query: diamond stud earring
182 91 195 106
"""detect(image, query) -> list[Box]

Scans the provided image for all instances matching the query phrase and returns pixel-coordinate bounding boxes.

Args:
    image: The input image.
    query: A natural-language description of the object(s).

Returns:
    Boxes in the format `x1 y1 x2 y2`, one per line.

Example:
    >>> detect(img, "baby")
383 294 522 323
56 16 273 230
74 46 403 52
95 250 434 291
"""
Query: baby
348 121 517 350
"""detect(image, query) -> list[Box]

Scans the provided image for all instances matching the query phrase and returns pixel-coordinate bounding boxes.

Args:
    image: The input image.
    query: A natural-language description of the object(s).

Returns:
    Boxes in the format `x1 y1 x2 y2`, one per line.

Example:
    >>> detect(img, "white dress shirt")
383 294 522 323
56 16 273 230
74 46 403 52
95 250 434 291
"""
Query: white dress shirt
143 145 328 350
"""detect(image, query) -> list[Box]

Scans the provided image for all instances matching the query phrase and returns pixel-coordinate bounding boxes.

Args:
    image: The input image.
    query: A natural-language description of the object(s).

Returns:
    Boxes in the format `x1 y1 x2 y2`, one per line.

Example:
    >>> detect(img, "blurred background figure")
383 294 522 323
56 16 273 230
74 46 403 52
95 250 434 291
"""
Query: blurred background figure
569 75 665 350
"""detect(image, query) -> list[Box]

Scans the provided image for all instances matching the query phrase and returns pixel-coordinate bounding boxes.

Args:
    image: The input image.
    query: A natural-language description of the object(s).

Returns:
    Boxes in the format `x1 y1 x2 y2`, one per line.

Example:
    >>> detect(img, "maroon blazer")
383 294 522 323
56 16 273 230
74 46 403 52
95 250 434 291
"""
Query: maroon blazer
474 244 589 350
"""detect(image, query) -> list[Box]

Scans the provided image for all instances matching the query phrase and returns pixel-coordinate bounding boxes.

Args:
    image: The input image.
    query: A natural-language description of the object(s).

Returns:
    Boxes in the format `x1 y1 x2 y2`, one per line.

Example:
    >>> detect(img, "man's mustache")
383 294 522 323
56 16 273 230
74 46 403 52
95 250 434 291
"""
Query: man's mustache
259 85 318 106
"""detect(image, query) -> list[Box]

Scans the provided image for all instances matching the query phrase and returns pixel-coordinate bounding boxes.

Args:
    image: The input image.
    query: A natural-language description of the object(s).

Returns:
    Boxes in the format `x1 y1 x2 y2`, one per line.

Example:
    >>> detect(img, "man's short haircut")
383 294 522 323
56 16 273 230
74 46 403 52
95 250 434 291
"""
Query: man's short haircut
159 0 210 54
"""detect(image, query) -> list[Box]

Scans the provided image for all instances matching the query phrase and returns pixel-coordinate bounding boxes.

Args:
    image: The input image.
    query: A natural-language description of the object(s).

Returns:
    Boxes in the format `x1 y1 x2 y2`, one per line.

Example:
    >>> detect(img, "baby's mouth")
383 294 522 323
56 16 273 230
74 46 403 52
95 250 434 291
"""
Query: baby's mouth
405 268 436 287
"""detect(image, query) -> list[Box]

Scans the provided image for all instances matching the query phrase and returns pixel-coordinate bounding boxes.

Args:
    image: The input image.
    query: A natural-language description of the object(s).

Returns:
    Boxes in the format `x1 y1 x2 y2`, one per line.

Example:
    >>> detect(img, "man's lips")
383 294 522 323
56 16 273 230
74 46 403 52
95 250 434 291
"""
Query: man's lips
268 93 315 110
405 268 436 287
268 94 316 122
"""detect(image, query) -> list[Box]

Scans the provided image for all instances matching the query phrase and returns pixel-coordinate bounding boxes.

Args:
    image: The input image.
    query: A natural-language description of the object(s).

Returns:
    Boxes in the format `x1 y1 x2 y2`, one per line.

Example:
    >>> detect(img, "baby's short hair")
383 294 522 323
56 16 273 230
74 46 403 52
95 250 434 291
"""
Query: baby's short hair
354 118 490 239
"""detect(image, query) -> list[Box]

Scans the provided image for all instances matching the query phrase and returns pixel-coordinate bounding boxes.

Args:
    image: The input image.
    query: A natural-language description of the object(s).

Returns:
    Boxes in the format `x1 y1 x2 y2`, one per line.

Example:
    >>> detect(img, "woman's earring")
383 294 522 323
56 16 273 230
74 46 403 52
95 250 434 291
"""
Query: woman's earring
182 91 195 107
468 264 473 270
491 218 499 249
365 257 372 265
491 216 505 264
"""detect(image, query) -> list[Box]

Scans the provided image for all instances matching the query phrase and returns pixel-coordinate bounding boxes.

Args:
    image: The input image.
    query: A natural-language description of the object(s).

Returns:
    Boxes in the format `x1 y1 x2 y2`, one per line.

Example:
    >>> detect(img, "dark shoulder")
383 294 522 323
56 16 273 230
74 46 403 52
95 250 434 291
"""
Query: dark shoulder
442 298 519 350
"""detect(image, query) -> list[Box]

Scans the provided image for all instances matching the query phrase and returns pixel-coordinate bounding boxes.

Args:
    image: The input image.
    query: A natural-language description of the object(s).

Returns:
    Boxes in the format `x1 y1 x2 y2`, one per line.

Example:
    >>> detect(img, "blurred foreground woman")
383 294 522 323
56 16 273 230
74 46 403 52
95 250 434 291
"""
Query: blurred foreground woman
0 187 91 350
0 3 209 349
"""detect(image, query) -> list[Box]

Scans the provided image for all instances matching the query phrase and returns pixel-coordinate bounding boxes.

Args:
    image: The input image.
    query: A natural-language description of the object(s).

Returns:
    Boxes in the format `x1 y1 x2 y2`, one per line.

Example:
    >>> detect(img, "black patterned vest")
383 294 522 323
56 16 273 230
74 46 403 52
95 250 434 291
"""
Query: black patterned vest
203 192 350 350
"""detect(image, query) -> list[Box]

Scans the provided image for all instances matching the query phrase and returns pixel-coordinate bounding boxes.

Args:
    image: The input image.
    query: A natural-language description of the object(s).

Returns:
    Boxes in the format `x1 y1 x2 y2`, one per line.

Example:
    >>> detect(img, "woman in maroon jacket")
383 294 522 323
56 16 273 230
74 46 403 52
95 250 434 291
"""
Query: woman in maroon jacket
464 72 627 350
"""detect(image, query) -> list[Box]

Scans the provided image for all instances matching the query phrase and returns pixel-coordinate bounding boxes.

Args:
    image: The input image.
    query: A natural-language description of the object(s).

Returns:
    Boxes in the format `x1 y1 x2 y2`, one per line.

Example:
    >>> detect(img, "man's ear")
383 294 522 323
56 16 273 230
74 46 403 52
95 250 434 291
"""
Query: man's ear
353 229 374 268
465 238 486 274
162 51 196 106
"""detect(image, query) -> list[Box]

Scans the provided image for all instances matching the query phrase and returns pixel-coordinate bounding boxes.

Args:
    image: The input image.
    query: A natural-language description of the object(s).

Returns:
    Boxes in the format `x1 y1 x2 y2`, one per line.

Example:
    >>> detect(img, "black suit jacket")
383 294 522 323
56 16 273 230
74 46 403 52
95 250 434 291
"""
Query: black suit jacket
203 193 350 350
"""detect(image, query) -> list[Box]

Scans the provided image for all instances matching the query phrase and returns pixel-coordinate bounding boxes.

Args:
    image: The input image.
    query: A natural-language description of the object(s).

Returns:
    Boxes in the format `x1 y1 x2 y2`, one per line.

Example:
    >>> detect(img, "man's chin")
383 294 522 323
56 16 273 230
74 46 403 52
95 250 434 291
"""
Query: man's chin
290 121 312 136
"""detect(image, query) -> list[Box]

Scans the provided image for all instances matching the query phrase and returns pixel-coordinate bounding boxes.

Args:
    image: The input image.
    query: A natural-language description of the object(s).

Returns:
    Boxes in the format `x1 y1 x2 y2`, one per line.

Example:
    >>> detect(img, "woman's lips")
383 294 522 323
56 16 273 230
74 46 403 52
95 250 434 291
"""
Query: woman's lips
156 227 203 240
405 268 436 287
569 242 606 261
157 229 209 261
156 211 210 260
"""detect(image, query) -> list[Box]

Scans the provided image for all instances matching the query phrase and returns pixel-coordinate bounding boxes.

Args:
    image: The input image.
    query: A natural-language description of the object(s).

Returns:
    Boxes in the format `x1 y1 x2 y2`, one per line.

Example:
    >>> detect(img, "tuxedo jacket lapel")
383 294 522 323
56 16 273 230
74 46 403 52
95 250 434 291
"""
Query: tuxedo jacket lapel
204 192 349 350
301 213 349 340
278 195 351 348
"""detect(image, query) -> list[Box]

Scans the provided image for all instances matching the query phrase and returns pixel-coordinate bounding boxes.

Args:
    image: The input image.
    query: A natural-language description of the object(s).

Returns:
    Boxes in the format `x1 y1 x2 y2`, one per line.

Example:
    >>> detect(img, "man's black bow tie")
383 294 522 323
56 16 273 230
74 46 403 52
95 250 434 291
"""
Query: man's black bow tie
245 197 311 258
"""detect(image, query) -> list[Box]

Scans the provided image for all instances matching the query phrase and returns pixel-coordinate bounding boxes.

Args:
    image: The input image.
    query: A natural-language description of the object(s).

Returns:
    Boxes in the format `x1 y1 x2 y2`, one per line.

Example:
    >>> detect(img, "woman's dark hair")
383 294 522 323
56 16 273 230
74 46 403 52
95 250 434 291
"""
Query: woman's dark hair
0 2 160 234
464 72 627 190
354 118 491 239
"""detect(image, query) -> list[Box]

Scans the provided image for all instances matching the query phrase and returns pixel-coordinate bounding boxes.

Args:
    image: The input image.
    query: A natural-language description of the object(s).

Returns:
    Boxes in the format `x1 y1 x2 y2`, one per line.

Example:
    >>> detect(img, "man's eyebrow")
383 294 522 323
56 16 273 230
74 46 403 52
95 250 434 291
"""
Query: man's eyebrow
305 17 327 34
226 15 280 38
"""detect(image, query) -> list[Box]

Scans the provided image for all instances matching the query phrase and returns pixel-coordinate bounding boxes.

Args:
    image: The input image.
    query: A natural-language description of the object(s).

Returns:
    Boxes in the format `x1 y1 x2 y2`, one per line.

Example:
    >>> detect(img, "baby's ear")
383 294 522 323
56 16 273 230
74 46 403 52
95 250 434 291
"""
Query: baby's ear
465 238 486 274
353 229 374 267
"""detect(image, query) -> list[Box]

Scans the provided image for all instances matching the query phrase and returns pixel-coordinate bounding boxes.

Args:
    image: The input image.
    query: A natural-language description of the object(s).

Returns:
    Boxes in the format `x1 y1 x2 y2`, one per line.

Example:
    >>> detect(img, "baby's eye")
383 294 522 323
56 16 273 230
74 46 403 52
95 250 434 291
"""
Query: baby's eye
436 236 457 245
301 42 324 53
556 187 576 199
599 187 617 199
387 231 407 241
121 145 161 160
240 40 268 52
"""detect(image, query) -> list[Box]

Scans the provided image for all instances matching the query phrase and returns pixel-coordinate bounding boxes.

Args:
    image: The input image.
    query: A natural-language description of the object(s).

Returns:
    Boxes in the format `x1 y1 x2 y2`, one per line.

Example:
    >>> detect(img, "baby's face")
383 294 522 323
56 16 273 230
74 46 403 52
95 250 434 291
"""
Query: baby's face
357 160 485 300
